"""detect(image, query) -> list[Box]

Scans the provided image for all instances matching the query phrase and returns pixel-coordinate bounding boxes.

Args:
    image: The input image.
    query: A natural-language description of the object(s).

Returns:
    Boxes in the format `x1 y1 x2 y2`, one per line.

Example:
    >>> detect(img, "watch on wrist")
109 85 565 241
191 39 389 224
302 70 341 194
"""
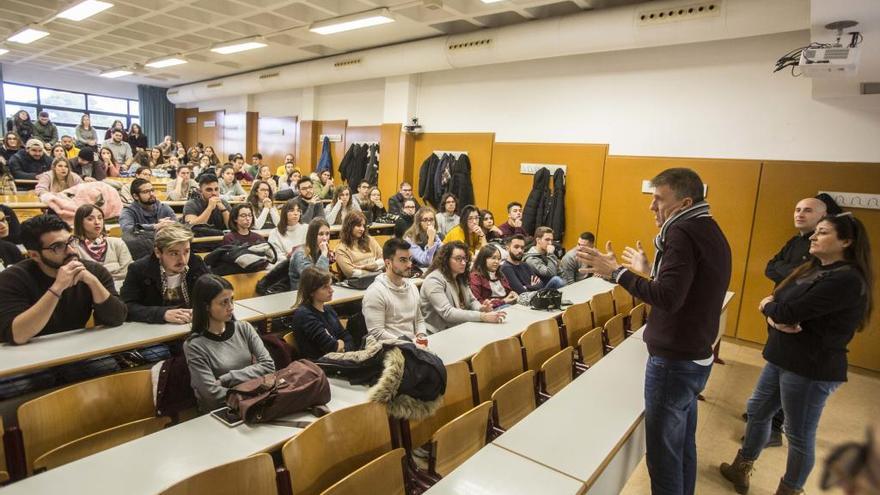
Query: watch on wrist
610 266 626 282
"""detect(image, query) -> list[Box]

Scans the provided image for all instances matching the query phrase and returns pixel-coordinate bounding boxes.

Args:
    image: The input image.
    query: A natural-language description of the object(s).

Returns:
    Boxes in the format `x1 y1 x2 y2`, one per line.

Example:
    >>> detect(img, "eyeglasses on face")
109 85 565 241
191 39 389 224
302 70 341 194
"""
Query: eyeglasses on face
42 237 76 255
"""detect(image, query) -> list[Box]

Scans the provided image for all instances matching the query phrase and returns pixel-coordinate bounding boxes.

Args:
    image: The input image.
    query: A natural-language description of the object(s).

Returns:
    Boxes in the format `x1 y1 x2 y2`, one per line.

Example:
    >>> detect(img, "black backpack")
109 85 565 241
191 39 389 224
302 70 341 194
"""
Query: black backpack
256 258 292 295
530 288 562 311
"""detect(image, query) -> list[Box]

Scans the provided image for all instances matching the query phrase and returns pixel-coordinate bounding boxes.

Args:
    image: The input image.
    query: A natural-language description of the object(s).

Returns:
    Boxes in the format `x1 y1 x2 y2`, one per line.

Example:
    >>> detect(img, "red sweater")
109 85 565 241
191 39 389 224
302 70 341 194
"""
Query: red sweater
469 271 513 308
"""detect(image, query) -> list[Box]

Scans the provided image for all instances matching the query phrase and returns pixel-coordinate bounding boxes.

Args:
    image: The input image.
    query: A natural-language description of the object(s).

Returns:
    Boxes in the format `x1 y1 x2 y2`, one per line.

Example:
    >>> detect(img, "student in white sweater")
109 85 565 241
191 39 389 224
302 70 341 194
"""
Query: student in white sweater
324 184 362 226
72 204 132 281
362 238 427 341
267 199 307 267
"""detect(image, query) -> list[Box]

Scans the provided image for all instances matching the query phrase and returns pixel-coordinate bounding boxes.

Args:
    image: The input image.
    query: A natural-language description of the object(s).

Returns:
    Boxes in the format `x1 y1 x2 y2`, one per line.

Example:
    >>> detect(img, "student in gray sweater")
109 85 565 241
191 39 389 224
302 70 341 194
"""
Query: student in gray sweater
524 226 561 283
289 218 332 290
559 232 595 285
183 274 274 412
363 238 427 341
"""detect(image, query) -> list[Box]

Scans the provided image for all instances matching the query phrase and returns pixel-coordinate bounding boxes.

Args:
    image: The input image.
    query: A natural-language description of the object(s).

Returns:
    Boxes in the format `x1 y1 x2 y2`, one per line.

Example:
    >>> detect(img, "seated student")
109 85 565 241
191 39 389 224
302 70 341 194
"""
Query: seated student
0 156 15 195
277 164 301 196
246 179 280 230
0 209 24 270
388 181 420 215
126 150 151 175
325 184 361 226
268 200 306 267
8 138 52 182
121 224 208 324
363 238 427 341
0 205 21 244
435 193 460 238
166 164 198 201
183 274 274 412
354 180 371 211
230 154 253 182
525 226 563 284
310 169 335 200
0 214 126 344
335 211 383 280
479 209 504 242
275 153 295 178
363 186 387 224
419 241 506 333
119 178 177 235
247 153 262 178
443 205 487 255
469 244 518 308
293 177 326 224
193 154 213 178
218 164 247 201
291 267 355 359
183 174 231 236
501 234 565 293
69 148 107 182
394 199 417 239
255 164 278 196
99 146 122 177
405 206 442 270
222 204 263 246
119 166 152 203
35 157 83 196
289 218 332 290
498 201 527 238
559 231 595 285
72 204 132 281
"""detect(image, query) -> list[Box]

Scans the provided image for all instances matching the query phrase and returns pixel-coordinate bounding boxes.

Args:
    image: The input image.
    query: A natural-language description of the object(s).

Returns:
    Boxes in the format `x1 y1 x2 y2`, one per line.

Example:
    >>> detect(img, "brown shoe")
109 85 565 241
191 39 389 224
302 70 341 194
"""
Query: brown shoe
720 451 755 494
773 479 803 495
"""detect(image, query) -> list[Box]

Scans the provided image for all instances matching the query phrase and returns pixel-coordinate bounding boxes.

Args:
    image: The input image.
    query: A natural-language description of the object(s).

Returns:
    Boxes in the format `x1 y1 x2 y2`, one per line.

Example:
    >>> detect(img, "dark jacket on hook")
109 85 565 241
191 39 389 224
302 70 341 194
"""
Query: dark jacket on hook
547 168 566 241
449 154 474 209
523 167 551 235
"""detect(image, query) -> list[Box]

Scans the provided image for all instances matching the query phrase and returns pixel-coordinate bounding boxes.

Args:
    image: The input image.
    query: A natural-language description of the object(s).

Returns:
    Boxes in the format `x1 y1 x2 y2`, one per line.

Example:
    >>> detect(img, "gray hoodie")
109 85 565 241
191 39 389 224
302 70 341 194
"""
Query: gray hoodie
363 273 426 341
559 246 591 285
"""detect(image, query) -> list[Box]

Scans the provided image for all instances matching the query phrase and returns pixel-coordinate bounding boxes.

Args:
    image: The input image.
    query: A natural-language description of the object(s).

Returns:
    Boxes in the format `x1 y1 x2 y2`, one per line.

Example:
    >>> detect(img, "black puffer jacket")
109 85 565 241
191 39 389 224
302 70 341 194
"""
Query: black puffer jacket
449 154 474 209
547 168 566 241
418 154 440 207
523 167 550 235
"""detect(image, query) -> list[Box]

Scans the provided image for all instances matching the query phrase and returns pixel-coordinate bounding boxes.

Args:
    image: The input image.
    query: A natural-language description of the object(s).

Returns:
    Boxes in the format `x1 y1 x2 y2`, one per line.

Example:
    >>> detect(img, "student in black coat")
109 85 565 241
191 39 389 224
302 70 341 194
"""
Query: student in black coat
290 267 355 360
8 140 52 181
120 224 209 324
388 181 420 215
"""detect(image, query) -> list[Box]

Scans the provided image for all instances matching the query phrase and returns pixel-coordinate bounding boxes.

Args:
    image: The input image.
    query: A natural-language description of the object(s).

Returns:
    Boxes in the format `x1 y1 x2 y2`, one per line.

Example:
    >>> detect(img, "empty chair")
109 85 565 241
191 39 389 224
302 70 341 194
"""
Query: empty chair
562 301 593 348
407 361 475 453
603 313 626 351
321 448 407 495
590 291 615 328
18 370 170 474
282 401 392 495
470 337 525 403
160 453 277 495
491 370 537 431
577 327 605 369
612 285 634 315
429 402 493 477
222 270 269 300
540 347 574 397
628 303 647 336
0 417 7 483
519 317 561 373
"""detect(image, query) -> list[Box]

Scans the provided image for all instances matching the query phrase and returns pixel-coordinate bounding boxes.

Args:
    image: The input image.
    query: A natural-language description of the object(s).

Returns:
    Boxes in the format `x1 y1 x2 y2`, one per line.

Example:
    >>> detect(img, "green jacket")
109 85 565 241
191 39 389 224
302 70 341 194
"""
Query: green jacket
33 120 59 145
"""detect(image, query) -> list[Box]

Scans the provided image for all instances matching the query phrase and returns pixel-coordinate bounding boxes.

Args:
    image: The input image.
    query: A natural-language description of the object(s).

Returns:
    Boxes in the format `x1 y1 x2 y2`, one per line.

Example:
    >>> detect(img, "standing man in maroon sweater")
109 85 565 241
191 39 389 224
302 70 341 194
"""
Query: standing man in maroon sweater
580 168 731 495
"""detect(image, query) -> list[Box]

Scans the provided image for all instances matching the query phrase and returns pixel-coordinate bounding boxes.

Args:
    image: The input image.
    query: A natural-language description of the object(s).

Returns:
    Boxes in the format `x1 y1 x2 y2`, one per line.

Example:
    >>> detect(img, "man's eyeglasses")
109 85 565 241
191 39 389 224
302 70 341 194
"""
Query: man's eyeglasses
41 237 76 255
138 188 155 195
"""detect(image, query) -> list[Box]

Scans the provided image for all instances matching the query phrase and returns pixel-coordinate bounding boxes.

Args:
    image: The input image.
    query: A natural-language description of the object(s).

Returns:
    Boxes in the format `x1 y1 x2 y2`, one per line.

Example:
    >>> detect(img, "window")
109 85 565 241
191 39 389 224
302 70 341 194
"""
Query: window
3 82 139 142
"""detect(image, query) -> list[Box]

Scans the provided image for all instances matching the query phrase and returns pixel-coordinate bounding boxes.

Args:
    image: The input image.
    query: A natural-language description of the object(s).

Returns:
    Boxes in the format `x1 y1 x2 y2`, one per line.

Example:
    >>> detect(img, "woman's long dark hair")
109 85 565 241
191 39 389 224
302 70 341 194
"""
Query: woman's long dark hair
473 244 503 281
246 179 272 211
189 274 233 338
428 241 471 305
340 211 370 251
73 204 104 239
304 217 330 263
276 199 301 234
228 204 253 232
293 266 333 309
775 213 873 331
457 205 481 252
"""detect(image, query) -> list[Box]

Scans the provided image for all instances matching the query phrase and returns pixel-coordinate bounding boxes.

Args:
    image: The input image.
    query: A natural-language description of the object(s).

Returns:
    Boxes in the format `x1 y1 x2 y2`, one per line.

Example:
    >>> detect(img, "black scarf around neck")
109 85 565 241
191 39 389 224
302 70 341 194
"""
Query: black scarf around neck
651 201 711 278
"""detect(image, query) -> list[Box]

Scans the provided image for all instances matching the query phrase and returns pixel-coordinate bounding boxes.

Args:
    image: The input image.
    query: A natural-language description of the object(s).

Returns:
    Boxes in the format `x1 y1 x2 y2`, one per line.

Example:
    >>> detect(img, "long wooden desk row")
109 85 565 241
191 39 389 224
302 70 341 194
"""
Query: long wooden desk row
189 222 395 244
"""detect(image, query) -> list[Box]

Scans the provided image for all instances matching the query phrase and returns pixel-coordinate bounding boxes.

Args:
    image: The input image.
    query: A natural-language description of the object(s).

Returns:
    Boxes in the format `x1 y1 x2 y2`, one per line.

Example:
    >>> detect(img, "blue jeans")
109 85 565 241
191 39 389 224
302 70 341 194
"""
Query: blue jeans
544 276 566 290
644 355 712 495
741 362 841 490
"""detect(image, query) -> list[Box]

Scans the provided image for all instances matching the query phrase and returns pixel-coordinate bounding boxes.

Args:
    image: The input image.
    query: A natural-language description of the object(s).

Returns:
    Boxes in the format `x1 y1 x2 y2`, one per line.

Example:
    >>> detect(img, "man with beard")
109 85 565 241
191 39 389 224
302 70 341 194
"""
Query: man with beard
362 238 427 341
294 177 326 224
60 135 80 159
119 178 178 259
120 223 208 324
0 214 126 344
501 234 564 294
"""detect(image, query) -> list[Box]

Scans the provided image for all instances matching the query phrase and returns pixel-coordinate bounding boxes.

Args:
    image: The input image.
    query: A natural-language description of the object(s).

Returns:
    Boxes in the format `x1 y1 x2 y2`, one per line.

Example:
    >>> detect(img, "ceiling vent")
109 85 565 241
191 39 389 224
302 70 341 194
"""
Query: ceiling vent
206 82 223 89
862 83 880 95
333 58 362 68
637 2 722 26
258 72 280 80
447 38 493 51
167 89 179 96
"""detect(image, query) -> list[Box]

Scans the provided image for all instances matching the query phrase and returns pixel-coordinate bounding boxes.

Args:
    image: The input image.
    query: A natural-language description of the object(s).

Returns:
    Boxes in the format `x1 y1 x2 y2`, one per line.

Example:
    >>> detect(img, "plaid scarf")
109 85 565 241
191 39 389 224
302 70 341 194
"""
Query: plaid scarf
160 263 190 307
651 201 711 278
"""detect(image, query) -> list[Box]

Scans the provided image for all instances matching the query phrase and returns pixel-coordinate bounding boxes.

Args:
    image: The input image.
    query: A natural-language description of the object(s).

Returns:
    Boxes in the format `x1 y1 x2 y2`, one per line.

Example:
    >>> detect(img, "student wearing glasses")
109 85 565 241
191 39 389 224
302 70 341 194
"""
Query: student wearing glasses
222 204 263 246
246 179 280 230
404 206 442 270
442 205 487 256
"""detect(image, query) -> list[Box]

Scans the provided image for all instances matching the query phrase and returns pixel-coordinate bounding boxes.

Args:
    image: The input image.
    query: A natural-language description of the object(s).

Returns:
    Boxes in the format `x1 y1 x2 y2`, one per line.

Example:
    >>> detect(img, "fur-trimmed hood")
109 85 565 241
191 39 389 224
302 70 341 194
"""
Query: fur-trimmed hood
368 343 446 421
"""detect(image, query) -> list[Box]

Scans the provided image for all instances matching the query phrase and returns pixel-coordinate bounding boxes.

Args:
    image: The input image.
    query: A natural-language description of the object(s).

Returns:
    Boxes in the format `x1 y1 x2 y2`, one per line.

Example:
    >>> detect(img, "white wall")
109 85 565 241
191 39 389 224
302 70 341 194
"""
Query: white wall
315 78 385 125
251 89 303 117
2 64 139 99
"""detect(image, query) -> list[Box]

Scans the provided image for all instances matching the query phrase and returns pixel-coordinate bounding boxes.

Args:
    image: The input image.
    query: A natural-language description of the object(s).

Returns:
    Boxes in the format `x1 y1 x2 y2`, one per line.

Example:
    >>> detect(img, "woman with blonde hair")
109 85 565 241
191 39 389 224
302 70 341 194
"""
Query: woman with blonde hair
35 157 83 196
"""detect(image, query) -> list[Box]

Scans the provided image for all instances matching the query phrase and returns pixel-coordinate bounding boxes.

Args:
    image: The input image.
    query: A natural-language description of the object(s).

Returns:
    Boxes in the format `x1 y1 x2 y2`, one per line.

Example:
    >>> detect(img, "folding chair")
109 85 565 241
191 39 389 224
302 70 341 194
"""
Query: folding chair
320 449 407 495
628 303 647 336
577 327 605 369
429 402 493 477
160 453 277 495
603 313 626 352
491 371 537 432
590 291 615 328
470 337 525 403
540 347 574 397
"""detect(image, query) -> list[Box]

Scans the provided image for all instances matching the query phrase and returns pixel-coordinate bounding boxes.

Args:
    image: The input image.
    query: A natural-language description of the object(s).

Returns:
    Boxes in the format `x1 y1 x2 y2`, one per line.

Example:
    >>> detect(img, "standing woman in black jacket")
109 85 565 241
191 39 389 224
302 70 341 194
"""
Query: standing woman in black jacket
127 123 148 153
721 213 873 495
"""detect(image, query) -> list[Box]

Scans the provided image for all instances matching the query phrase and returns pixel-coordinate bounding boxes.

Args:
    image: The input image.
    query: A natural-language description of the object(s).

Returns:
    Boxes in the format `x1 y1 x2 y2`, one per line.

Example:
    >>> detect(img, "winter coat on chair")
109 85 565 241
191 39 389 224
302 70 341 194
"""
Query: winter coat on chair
547 168 566 241
523 167 551 235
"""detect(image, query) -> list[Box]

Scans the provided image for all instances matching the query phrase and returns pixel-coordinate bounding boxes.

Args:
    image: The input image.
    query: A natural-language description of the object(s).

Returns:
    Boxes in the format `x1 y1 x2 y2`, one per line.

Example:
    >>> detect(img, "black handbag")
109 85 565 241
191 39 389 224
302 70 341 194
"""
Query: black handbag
530 288 562 311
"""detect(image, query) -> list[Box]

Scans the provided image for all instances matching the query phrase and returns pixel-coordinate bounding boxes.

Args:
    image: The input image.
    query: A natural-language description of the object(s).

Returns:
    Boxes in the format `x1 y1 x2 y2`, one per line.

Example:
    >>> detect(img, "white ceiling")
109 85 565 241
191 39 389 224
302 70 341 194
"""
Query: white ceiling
0 0 650 87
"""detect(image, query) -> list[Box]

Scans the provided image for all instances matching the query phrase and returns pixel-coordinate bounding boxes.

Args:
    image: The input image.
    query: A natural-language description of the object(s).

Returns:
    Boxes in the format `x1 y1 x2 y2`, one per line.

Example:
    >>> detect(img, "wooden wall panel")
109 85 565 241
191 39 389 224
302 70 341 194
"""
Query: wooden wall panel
197 111 224 158
296 120 316 175
245 112 259 159
313 120 347 179
410 133 495 209
257 116 297 169
174 108 198 149
222 112 247 161
490 143 607 246
738 161 880 371
597 156 762 338
378 124 403 201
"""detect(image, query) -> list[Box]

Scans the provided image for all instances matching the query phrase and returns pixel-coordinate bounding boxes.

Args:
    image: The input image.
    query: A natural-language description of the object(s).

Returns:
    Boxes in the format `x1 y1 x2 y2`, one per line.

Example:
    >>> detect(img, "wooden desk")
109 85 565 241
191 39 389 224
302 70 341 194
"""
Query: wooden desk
425 444 586 495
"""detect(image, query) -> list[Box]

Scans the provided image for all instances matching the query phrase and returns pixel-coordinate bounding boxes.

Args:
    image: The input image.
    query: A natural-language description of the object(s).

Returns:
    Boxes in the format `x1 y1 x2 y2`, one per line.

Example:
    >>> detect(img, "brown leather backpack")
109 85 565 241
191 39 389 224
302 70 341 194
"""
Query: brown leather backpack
226 360 331 424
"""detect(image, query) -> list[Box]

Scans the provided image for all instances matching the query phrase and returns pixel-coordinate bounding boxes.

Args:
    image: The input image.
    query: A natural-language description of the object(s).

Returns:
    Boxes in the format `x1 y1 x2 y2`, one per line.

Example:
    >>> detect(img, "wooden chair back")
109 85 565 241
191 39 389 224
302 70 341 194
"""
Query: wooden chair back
408 361 474 450
490 371 536 431
0 417 7 483
320 449 406 495
612 285 633 315
562 301 593 347
519 318 561 372
160 453 277 495
577 327 605 367
107 224 122 237
541 347 574 396
18 370 160 475
590 291 615 328
222 270 268 300
630 303 647 332
604 313 626 349
282 331 302 360
471 337 525 403
282 401 392 495
431 402 493 477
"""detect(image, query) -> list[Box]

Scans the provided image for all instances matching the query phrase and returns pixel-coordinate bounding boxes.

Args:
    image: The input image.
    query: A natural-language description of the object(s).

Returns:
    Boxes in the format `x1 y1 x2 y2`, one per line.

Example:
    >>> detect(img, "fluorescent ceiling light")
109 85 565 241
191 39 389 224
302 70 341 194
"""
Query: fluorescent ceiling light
57 0 113 21
8 27 50 44
0 48 8 56
481 0 505 3
100 68 132 78
145 56 187 68
309 8 394 35
210 36 267 55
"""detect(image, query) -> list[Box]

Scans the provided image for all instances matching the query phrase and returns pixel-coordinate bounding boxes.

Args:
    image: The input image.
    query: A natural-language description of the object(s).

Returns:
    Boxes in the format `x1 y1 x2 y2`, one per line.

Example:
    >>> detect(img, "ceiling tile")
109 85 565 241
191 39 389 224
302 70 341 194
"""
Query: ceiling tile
472 10 528 28
395 5 455 23
217 20 263 36
243 12 303 30
274 2 326 23
192 0 253 17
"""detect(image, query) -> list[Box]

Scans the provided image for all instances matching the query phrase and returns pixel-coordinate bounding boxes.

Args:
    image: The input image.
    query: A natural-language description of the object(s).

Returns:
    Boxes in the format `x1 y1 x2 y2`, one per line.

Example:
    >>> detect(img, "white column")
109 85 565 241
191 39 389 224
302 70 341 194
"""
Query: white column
383 74 419 124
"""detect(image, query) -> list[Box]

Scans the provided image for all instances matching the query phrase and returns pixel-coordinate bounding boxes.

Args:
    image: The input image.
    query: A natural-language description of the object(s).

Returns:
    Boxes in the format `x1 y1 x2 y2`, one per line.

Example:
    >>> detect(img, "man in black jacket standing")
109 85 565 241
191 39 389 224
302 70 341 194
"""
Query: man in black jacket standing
579 168 731 495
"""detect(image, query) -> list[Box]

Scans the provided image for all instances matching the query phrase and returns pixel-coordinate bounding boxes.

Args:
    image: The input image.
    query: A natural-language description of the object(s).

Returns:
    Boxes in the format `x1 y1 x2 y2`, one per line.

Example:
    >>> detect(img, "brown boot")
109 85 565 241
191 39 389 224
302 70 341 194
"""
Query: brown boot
720 451 755 494
773 479 803 495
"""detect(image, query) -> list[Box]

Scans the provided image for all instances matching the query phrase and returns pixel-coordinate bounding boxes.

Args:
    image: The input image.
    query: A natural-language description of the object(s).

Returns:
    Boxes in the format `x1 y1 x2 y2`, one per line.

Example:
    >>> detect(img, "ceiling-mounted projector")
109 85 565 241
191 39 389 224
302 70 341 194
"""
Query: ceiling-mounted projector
774 20 863 78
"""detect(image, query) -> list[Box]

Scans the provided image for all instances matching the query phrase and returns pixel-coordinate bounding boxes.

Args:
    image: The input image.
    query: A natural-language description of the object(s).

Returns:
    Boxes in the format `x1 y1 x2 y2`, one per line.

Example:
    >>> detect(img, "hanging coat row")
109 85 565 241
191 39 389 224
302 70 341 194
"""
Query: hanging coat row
417 153 475 209
338 143 380 193
522 167 566 239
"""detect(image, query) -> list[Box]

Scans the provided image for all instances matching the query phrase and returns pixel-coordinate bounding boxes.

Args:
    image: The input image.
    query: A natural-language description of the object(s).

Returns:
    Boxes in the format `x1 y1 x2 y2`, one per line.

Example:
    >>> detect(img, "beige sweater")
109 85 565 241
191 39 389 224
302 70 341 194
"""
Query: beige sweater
74 236 133 281
334 237 383 279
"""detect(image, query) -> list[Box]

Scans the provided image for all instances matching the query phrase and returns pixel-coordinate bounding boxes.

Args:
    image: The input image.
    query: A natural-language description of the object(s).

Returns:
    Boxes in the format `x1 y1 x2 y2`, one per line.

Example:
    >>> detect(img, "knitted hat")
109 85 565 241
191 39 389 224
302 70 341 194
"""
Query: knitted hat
815 193 843 215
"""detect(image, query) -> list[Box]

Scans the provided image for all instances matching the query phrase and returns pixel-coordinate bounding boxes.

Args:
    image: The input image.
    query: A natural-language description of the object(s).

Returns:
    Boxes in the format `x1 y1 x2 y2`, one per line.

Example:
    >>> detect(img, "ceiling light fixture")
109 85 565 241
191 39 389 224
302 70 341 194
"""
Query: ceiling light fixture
210 36 267 55
480 0 505 3
145 55 187 68
100 68 132 78
309 8 395 35
8 26 50 44
0 48 9 56
57 0 114 21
